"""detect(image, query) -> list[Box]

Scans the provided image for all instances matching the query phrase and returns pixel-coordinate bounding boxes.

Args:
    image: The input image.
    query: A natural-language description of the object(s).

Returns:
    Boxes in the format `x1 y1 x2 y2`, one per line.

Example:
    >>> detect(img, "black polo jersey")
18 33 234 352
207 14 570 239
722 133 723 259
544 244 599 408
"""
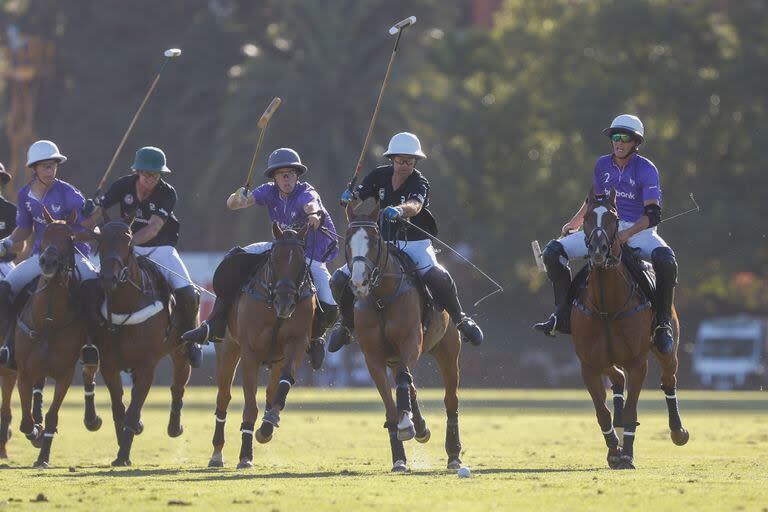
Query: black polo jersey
101 175 180 247
356 165 437 241
0 197 16 239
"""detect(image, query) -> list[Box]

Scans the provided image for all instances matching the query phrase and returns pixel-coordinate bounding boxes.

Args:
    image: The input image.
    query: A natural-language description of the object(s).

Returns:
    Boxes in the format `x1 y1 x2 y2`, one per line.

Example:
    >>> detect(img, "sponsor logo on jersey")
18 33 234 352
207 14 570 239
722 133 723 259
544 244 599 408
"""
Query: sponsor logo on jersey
616 190 636 200
50 203 61 213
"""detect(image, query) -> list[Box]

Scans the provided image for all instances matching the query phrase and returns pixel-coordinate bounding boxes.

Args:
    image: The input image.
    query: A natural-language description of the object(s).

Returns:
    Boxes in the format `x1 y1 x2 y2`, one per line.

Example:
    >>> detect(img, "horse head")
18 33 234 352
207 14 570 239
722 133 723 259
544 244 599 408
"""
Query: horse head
345 198 382 298
97 220 134 293
583 188 620 268
38 208 77 279
270 222 309 319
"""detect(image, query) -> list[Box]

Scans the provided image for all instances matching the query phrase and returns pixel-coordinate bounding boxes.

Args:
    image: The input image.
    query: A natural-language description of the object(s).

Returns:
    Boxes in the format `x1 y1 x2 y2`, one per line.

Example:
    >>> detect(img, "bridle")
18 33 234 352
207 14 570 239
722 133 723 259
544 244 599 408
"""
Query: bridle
585 205 621 269
345 220 388 290
266 236 309 304
98 224 144 292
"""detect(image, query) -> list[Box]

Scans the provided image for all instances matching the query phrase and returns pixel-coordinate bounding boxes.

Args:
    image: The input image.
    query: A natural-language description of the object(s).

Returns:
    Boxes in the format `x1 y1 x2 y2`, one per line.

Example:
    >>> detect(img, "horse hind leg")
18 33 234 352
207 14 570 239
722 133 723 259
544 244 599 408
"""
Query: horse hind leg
209 341 240 467
0 374 16 458
432 326 463 470
654 314 689 446
168 346 191 438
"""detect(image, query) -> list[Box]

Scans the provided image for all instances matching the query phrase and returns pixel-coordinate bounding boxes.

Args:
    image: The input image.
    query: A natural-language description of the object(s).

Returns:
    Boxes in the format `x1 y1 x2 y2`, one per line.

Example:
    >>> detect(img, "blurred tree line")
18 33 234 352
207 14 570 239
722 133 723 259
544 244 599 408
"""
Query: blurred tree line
1 0 766 326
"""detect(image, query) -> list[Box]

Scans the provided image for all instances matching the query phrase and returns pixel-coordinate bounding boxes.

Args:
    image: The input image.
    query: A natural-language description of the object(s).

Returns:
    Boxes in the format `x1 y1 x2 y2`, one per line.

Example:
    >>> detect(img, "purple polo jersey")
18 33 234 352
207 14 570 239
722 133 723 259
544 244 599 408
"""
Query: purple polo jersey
251 181 339 262
16 179 90 256
593 154 663 222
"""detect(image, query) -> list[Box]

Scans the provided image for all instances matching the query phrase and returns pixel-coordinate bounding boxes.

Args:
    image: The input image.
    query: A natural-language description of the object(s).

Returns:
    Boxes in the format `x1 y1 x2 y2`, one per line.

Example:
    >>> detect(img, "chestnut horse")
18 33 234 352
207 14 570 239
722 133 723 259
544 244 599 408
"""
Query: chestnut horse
89 221 191 466
572 190 689 470
0 370 44 459
208 223 314 469
14 210 89 467
344 199 463 473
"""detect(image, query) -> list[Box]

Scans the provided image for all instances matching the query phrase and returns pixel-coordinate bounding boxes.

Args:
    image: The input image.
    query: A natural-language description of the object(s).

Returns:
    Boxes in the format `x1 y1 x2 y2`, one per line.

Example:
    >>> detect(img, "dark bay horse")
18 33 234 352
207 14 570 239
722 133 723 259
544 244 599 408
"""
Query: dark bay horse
14 210 89 467
572 190 689 470
208 223 315 469
89 221 191 466
0 369 44 459
344 199 463 473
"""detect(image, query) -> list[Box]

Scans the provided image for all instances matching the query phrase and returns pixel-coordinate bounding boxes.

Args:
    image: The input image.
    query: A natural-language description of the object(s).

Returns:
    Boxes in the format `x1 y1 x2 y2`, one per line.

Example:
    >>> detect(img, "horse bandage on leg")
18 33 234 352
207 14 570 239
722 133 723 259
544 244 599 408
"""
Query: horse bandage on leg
611 384 625 429
662 386 683 431
239 421 254 462
386 422 407 465
213 410 227 447
395 371 413 413
601 426 620 449
622 422 638 458
272 376 295 411
445 411 462 459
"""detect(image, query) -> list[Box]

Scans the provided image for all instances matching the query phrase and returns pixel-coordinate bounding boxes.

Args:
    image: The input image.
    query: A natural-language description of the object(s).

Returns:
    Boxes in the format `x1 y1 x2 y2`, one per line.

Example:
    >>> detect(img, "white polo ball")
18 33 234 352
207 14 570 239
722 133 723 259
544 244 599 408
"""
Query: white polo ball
457 466 471 478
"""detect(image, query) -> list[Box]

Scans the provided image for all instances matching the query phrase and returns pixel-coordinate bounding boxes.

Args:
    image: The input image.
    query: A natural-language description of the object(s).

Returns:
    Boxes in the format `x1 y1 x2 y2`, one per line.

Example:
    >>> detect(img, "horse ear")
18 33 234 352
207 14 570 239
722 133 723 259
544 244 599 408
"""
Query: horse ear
297 223 309 240
587 186 596 205
609 188 617 207
68 209 78 225
272 221 283 239
42 206 54 224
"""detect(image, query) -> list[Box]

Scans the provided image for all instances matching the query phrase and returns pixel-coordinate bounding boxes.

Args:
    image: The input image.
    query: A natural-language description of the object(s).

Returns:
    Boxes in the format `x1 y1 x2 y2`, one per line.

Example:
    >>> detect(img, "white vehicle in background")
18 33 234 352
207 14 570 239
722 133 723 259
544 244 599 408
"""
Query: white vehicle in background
693 315 768 390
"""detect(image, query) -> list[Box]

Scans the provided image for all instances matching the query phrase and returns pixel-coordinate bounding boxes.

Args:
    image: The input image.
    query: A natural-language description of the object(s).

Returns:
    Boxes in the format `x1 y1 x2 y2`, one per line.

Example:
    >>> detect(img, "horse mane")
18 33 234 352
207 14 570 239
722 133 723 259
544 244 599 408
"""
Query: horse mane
353 197 378 217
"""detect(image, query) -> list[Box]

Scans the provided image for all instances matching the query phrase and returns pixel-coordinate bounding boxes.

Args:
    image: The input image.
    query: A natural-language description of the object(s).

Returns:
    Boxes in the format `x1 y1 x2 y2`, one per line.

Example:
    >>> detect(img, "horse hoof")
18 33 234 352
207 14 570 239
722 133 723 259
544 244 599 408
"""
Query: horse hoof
447 459 462 470
85 416 103 432
607 455 622 469
135 420 144 436
255 429 273 444
236 460 253 469
33 460 49 469
208 457 224 468
167 424 184 438
391 460 409 473
615 456 635 470
397 425 415 442
415 427 431 444
671 428 689 446
111 457 131 467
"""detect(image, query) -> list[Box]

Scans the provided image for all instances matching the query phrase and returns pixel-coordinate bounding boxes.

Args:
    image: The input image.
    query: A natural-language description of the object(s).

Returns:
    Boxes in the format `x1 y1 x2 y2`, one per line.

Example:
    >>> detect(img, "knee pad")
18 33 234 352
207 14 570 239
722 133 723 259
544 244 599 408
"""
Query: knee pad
542 240 567 268
651 247 677 281
329 268 350 302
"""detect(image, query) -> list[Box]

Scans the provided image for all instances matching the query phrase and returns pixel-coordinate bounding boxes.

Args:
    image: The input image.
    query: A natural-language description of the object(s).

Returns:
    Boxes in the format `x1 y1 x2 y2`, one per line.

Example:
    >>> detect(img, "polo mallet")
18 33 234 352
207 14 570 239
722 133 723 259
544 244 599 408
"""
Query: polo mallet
342 15 417 204
531 192 701 272
243 97 282 194
95 48 182 196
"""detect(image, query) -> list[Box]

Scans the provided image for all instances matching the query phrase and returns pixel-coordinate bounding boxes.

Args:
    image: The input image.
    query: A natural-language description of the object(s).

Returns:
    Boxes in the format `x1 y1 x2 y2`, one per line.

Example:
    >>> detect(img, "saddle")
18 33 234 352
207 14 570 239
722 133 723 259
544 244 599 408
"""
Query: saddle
568 246 656 311
387 244 435 334
135 255 171 306
213 248 269 298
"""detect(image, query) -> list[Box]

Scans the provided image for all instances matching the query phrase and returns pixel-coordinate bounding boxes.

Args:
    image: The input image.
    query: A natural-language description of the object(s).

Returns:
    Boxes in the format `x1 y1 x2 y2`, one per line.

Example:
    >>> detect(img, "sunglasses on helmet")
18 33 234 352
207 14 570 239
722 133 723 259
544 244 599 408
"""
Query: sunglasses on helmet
611 133 634 143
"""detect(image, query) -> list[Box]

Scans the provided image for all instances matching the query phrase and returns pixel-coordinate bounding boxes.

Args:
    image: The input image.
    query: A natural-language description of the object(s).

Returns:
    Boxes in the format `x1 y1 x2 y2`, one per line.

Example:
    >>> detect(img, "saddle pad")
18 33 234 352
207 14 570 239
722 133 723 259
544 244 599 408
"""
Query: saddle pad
213 251 268 297
135 255 171 305
621 247 656 309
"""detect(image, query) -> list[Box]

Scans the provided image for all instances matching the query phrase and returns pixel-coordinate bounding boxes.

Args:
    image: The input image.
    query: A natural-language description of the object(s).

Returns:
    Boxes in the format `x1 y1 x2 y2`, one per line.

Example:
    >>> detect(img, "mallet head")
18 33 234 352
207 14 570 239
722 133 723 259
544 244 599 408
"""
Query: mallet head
389 16 417 35
164 48 182 58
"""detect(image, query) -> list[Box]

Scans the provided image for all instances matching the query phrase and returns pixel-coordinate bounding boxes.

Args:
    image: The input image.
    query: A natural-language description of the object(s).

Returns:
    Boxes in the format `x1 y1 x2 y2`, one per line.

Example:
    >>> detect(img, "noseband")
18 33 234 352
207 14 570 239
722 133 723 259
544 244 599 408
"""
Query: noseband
267 237 309 303
585 209 620 269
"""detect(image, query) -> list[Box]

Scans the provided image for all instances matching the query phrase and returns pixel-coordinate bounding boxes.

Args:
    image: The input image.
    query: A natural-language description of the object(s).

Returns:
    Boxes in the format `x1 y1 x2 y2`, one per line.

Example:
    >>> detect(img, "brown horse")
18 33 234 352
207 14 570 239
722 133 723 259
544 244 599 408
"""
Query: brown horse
89 220 191 466
0 369 44 459
572 189 689 470
14 210 89 467
343 198 463 473
208 223 314 469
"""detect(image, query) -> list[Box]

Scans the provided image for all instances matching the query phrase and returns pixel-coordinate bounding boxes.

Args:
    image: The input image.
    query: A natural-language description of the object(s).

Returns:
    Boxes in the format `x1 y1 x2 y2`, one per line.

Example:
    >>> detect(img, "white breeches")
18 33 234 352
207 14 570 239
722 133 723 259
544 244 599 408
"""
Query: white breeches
559 220 671 263
4 254 97 295
134 245 191 291
243 242 335 305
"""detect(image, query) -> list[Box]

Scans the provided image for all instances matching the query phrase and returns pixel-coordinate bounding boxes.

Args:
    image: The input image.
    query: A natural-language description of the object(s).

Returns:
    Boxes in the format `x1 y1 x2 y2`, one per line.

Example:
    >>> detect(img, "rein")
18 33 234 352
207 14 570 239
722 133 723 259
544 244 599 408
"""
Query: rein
248 237 312 306
18 252 78 341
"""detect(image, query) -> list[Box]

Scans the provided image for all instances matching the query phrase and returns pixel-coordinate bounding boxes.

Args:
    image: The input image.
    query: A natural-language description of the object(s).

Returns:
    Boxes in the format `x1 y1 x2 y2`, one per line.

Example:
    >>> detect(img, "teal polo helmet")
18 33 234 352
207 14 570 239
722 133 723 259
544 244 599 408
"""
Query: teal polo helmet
131 146 171 173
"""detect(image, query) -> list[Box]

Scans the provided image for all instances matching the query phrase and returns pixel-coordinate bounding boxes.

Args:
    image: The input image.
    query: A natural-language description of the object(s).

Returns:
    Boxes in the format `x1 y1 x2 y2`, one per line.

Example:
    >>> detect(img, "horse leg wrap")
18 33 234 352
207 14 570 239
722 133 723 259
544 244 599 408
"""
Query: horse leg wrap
445 412 462 459
601 426 620 449
662 386 683 431
32 387 44 425
37 428 56 464
395 371 413 414
84 382 97 420
117 427 135 460
171 398 183 414
410 390 426 435
272 376 294 411
239 422 254 462
611 384 625 429
212 410 227 447
386 422 407 465
622 422 638 459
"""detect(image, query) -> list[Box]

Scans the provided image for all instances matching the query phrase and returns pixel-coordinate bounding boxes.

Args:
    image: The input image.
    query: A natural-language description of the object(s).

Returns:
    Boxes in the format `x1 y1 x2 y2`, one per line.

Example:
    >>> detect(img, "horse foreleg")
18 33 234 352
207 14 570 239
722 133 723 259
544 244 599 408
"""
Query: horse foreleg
100 367 126 443
363 350 405 472
167 346 191 438
34 371 74 468
82 361 102 432
653 348 689 446
0 374 16 458
581 364 621 469
113 367 153 467
604 366 626 441
237 348 260 469
256 359 283 445
16 373 42 448
209 340 240 468
257 338 305 444
432 327 463 469
32 378 45 426
620 361 648 469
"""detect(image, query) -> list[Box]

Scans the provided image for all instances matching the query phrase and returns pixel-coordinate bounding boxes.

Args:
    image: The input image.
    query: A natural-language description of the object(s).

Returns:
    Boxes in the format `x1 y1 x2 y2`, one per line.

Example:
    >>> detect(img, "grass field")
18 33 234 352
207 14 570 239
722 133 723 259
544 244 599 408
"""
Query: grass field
0 387 766 511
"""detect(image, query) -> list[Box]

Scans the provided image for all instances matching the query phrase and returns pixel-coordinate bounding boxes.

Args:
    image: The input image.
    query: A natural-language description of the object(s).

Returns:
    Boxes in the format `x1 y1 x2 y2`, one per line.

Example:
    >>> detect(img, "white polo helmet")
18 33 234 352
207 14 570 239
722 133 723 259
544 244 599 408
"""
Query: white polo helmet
27 140 67 168
602 114 644 143
383 132 427 159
